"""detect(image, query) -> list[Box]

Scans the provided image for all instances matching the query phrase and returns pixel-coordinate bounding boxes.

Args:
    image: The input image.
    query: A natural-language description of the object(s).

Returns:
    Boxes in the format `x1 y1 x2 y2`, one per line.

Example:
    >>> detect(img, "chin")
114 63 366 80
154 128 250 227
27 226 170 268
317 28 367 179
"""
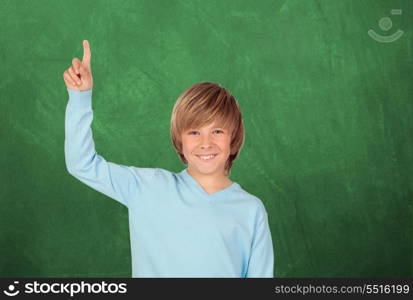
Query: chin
198 168 219 175
189 162 222 175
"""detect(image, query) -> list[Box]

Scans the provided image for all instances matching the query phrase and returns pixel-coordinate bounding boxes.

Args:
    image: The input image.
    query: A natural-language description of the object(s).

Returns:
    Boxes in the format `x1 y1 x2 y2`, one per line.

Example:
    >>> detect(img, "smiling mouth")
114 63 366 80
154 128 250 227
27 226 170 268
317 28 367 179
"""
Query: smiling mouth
196 154 218 161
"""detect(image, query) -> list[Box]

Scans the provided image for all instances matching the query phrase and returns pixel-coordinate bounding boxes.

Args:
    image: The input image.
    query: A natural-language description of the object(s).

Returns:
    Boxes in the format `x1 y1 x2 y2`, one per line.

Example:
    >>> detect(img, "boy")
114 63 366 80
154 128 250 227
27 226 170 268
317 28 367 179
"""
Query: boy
63 40 274 277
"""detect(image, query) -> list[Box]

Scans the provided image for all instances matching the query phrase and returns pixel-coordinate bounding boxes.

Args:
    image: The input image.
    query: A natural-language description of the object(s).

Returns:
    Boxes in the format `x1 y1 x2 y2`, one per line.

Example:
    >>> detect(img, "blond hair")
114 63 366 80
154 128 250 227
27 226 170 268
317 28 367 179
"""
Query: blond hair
170 82 244 174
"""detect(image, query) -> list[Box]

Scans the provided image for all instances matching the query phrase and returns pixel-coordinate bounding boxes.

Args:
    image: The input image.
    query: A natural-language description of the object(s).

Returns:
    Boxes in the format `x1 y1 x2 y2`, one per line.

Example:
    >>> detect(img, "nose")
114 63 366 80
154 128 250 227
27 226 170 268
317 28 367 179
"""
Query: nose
199 133 212 149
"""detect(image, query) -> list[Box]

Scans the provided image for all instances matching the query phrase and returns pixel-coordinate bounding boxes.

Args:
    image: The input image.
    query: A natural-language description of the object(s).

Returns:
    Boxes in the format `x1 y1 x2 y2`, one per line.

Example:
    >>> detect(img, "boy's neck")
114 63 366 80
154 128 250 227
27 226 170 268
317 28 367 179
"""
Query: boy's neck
187 167 233 192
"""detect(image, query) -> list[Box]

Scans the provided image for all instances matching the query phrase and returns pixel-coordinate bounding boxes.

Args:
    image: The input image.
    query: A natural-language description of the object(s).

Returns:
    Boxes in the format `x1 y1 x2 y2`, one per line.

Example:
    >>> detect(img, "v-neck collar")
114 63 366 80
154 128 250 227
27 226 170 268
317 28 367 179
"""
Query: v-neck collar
179 168 239 199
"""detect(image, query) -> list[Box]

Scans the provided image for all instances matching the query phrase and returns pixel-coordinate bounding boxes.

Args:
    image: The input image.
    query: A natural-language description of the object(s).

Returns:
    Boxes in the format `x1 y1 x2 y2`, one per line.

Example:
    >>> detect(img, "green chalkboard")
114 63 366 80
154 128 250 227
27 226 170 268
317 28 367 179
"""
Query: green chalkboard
0 0 412 277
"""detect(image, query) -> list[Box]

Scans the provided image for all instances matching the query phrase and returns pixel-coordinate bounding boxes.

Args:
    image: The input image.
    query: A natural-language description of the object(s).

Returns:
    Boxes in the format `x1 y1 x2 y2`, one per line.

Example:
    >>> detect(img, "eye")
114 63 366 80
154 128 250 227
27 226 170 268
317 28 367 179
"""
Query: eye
188 131 199 135
213 129 224 134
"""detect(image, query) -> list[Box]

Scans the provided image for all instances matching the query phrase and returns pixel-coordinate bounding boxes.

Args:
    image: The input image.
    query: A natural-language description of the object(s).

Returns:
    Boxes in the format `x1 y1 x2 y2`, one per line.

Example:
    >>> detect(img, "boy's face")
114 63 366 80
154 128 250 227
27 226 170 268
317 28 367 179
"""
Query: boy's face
181 121 231 178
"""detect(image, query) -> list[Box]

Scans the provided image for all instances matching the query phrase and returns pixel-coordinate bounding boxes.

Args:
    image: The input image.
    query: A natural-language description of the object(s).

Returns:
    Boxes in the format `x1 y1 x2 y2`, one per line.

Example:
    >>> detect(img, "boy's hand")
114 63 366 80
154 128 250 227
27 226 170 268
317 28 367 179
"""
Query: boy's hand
63 40 93 91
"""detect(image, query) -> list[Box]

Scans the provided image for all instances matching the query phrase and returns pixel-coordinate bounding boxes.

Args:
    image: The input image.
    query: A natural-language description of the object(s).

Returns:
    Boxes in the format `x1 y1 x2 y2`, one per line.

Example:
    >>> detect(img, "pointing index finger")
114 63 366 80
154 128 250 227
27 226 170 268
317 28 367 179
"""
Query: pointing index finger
82 40 91 67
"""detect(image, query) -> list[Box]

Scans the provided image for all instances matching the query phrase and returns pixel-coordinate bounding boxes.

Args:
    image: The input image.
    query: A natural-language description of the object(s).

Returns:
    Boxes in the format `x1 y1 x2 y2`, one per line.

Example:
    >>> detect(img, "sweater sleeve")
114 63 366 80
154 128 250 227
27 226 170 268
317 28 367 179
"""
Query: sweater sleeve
245 211 275 278
64 88 136 208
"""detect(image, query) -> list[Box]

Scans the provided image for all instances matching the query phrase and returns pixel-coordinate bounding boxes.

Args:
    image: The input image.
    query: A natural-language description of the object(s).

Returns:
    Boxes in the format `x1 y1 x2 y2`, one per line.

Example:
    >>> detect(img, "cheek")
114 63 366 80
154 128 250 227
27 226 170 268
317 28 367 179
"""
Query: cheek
217 140 231 153
181 138 194 154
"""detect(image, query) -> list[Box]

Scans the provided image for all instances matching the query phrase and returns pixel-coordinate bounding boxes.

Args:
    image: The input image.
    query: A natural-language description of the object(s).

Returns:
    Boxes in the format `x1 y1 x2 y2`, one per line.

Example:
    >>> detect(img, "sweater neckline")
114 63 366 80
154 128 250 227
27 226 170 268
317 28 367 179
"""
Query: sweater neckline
179 168 239 199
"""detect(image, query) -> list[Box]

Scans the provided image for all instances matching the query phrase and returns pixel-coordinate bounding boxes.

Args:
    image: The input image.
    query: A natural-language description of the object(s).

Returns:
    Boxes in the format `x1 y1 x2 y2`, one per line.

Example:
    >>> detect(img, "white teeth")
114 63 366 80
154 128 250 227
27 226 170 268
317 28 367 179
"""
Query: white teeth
198 154 216 160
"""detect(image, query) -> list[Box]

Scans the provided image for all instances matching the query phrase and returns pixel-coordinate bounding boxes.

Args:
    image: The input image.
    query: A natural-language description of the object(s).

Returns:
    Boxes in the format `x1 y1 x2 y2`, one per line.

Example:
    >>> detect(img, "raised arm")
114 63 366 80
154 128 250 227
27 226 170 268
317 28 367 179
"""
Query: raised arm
63 40 135 207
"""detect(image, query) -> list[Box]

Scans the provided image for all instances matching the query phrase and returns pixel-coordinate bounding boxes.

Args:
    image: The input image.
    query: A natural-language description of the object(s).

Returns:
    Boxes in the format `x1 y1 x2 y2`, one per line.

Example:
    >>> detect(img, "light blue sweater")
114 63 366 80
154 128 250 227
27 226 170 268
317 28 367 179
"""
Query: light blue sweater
64 88 274 278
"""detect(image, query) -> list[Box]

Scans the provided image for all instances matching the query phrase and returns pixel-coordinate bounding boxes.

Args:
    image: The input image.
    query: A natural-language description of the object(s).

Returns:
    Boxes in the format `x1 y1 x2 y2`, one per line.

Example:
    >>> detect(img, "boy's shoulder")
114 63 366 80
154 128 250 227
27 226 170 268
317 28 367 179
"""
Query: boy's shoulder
233 186 269 215
128 167 174 179
127 166 182 184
